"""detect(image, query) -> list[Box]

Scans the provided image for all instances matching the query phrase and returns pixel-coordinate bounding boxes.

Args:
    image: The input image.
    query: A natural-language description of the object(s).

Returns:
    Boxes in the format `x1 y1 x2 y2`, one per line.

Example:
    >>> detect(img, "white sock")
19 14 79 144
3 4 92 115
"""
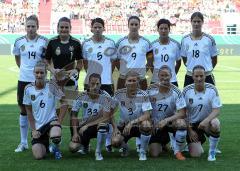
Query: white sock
174 130 187 154
136 137 141 147
168 132 175 150
140 134 151 153
209 136 220 153
105 124 113 147
96 131 107 153
19 115 28 145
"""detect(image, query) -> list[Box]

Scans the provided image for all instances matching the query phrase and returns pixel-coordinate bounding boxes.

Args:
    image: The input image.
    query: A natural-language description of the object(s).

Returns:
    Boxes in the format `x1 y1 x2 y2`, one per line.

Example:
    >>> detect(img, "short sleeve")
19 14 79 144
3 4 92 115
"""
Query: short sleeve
23 87 31 105
44 40 53 60
12 40 20 56
211 89 222 108
74 40 83 60
210 38 218 57
72 97 83 112
180 38 187 57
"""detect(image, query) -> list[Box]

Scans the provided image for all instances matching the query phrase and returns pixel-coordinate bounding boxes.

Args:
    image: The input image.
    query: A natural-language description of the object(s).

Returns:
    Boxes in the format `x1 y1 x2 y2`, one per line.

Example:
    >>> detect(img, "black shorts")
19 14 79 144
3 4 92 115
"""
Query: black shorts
118 124 141 143
149 126 175 145
31 121 53 148
184 74 215 87
80 124 110 147
17 81 31 106
84 84 114 96
186 123 207 144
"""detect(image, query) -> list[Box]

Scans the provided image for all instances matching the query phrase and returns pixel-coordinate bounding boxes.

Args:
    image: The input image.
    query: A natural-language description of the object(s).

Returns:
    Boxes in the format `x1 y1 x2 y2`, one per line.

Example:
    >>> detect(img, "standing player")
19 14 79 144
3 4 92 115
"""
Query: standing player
69 73 113 160
82 18 117 151
111 71 152 161
149 19 181 87
44 17 83 135
183 65 221 161
115 16 151 90
147 65 187 160
23 61 63 160
181 12 218 87
13 15 48 152
82 17 117 96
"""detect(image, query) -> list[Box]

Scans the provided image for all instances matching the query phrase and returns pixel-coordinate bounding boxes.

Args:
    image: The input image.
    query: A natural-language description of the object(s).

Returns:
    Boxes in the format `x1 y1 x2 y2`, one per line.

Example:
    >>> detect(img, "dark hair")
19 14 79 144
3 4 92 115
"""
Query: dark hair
57 17 71 28
158 65 172 76
26 15 39 28
192 65 205 74
157 18 171 29
128 16 140 25
91 18 105 27
89 73 101 83
191 12 204 22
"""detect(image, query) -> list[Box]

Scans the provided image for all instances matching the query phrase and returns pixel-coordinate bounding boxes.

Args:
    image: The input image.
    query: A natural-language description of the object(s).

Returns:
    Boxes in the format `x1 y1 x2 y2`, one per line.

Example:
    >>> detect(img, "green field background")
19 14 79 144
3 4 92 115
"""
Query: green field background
0 56 240 171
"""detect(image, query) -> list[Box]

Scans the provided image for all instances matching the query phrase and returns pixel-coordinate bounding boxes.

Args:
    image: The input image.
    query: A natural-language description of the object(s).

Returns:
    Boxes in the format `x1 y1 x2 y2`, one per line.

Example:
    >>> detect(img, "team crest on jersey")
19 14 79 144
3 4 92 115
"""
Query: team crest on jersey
88 47 93 53
83 102 88 108
31 95 36 101
155 48 158 55
119 45 132 55
104 47 117 57
189 98 193 104
21 45 25 51
55 47 61 56
121 101 125 106
69 46 74 52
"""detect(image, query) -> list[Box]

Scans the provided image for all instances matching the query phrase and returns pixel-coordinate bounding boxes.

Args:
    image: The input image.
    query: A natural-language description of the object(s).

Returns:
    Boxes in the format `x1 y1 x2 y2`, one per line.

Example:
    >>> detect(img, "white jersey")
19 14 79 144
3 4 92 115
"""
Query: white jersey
180 33 218 73
183 83 222 123
147 84 186 125
23 81 64 130
12 35 48 82
82 37 117 84
116 36 151 78
114 88 152 123
151 38 181 83
72 90 111 122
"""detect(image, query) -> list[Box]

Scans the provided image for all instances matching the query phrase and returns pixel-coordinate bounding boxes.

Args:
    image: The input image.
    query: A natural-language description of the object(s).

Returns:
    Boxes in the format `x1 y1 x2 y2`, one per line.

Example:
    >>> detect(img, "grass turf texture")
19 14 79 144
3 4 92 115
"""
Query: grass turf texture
0 56 240 171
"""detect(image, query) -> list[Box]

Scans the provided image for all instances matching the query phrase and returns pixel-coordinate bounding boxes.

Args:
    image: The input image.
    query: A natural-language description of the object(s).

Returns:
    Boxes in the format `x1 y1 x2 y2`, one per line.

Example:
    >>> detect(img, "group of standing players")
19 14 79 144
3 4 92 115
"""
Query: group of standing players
13 11 222 162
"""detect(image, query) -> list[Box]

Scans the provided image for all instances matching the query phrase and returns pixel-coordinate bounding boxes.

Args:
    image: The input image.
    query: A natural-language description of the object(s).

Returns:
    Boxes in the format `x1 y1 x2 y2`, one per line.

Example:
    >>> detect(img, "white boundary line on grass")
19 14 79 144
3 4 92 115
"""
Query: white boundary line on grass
218 65 240 71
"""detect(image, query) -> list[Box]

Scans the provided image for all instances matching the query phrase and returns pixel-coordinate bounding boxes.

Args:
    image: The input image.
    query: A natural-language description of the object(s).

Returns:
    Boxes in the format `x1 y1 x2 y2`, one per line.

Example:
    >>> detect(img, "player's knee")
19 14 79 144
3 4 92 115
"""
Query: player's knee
32 144 46 160
149 144 162 157
210 118 220 134
111 134 123 148
189 143 203 157
69 141 81 153
97 123 109 133
140 120 152 135
50 126 62 144
175 119 187 130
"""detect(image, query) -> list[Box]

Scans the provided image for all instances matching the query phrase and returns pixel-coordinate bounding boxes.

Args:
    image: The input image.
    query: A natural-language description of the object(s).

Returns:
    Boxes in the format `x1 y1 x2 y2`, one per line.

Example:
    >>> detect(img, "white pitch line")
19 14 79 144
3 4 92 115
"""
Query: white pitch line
218 65 240 71
8 66 19 73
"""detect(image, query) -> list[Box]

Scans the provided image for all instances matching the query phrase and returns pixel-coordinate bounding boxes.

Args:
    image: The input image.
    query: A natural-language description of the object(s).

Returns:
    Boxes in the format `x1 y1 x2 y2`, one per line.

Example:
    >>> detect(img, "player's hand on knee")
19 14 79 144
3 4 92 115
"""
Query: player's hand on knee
32 130 41 139
79 125 88 135
189 129 199 143
72 133 80 143
113 129 121 137
158 119 169 129
198 119 209 130
123 123 132 136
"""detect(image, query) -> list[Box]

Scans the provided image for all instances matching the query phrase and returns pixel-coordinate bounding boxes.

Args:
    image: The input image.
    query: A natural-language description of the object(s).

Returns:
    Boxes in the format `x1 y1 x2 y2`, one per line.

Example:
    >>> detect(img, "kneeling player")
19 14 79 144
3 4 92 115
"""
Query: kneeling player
147 65 187 160
23 61 64 160
183 65 221 161
69 73 113 160
111 71 152 161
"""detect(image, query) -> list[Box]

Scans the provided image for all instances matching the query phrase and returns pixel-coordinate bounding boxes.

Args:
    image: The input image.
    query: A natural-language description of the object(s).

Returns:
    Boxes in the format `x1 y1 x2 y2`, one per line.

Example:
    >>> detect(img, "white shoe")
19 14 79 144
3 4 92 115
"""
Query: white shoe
14 143 28 152
95 152 103 161
208 151 216 161
216 148 222 154
139 151 147 161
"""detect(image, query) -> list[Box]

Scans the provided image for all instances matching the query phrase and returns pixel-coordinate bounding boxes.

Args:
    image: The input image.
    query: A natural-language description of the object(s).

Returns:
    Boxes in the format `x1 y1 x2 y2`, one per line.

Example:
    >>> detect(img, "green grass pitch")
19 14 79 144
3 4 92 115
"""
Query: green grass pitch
0 55 240 171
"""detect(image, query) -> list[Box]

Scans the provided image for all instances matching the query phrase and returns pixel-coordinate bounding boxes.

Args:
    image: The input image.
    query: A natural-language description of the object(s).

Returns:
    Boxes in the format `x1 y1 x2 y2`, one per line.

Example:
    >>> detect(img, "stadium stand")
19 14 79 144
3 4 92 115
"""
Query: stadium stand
0 0 239 34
